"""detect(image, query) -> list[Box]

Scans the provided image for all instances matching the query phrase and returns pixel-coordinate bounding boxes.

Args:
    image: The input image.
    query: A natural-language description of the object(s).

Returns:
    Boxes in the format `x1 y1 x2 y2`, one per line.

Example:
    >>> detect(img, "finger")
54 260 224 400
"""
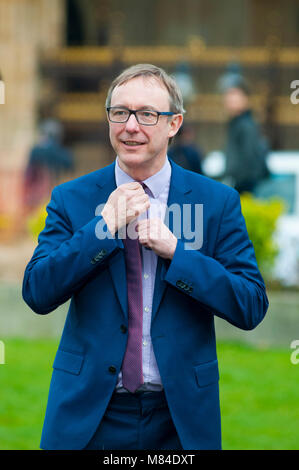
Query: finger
135 203 150 217
129 197 150 214
131 194 149 204
137 218 148 231
126 203 148 220
123 181 142 189
138 231 149 244
137 218 148 228
126 188 147 203
118 182 144 198
137 225 147 237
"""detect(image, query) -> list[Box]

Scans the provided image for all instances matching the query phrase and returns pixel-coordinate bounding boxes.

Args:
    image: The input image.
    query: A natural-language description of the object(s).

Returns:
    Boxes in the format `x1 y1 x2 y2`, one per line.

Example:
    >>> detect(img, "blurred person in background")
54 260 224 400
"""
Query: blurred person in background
23 119 74 213
168 124 204 174
23 64 268 451
220 72 270 194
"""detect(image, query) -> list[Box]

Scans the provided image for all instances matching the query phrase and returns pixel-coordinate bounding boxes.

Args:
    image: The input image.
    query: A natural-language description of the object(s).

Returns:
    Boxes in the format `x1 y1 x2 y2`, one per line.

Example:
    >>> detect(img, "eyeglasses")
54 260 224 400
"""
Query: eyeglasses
106 107 176 126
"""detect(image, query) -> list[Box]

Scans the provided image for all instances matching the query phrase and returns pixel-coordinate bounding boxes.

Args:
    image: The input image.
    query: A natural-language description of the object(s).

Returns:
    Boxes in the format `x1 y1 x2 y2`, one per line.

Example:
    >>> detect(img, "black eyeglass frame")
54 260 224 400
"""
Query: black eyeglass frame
106 107 176 126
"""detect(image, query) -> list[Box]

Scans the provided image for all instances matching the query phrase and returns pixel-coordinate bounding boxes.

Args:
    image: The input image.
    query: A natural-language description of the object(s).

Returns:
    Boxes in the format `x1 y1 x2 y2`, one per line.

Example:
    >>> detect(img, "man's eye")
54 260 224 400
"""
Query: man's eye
114 110 126 116
140 111 156 118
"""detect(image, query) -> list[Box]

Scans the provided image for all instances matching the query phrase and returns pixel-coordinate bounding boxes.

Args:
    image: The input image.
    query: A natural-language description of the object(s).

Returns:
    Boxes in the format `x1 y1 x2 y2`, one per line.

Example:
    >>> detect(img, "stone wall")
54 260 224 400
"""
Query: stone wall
0 0 65 215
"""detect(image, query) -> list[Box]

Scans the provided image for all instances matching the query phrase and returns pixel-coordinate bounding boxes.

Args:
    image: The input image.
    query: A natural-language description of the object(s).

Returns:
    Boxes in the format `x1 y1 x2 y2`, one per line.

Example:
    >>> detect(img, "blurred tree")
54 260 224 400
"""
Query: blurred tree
240 194 284 280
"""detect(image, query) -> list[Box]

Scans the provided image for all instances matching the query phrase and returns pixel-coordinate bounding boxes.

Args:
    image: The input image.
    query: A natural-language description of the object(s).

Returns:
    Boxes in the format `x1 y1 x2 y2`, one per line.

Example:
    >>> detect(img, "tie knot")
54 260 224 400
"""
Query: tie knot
135 181 150 196
140 182 151 196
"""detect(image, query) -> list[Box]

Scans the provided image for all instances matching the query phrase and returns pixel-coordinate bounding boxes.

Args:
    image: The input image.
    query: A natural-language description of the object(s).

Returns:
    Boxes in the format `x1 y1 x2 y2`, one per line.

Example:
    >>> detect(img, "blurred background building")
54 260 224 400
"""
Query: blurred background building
0 0 299 231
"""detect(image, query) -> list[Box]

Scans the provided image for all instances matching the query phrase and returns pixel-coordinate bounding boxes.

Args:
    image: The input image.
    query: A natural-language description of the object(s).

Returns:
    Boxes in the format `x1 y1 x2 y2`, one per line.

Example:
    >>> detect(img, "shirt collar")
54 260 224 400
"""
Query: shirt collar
115 156 171 199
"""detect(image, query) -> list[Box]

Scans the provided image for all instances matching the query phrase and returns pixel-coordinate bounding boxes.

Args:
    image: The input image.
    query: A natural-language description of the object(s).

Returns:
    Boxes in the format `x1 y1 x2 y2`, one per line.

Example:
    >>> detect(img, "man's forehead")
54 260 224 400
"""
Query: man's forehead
111 75 170 106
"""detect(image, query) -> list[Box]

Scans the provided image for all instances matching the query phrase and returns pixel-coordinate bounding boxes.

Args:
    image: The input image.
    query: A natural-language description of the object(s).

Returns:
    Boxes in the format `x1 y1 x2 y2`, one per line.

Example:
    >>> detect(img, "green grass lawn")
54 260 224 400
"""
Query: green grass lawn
0 338 298 450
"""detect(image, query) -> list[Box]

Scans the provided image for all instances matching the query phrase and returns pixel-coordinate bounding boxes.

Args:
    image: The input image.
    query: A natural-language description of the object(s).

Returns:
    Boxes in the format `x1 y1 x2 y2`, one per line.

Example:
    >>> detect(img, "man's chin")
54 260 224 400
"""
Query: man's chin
117 151 146 166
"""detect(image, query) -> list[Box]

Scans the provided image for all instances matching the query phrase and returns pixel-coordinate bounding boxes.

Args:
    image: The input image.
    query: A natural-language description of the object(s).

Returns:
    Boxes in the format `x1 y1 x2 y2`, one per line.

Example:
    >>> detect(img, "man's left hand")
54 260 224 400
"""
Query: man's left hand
137 218 177 260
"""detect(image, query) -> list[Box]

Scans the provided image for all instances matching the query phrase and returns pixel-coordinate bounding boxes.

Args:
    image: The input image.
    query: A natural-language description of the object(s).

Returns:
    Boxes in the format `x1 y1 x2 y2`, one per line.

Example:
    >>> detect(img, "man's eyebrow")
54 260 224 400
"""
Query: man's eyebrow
137 106 158 111
111 104 158 111
109 105 128 109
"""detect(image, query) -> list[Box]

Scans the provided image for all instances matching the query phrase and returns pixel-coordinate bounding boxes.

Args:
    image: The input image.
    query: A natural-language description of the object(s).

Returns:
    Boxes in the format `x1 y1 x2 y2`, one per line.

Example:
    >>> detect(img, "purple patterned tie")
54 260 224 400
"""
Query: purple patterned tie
121 183 148 393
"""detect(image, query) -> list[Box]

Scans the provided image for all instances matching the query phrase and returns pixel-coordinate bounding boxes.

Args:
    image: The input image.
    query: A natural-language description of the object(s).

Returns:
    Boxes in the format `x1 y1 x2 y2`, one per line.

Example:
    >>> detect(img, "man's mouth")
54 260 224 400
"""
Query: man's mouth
122 140 145 147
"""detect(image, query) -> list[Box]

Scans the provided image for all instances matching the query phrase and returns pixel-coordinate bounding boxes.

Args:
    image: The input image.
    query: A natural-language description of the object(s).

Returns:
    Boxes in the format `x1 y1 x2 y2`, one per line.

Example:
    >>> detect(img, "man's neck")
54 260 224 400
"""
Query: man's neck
117 156 167 182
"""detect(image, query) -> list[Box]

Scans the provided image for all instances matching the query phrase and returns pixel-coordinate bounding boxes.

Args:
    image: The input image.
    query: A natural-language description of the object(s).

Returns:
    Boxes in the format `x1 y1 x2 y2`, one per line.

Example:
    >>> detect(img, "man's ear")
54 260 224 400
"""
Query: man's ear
168 114 184 138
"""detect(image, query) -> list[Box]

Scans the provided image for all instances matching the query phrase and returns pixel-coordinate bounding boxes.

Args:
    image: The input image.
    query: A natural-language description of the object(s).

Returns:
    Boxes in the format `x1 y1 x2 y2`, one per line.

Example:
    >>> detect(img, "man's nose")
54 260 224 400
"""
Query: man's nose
125 113 140 132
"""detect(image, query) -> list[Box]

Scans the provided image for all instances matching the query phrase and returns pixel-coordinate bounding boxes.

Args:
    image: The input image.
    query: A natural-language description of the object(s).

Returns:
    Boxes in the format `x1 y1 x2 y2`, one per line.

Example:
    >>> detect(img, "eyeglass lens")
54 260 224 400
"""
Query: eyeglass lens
109 108 159 125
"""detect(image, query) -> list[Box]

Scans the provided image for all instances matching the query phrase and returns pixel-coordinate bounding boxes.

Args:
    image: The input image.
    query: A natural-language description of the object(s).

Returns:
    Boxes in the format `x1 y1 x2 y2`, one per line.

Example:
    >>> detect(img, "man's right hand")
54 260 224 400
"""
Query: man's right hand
101 182 150 236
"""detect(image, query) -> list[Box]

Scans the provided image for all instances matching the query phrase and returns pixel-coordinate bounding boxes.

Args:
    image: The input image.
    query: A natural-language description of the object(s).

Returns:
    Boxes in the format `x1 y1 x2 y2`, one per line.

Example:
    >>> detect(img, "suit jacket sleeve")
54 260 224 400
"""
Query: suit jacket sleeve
164 188 269 330
22 185 121 315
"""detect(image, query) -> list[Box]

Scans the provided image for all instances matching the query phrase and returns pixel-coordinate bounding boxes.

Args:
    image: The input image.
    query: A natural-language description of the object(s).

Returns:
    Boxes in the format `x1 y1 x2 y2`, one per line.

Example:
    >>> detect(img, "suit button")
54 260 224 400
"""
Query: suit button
120 324 127 334
108 366 117 374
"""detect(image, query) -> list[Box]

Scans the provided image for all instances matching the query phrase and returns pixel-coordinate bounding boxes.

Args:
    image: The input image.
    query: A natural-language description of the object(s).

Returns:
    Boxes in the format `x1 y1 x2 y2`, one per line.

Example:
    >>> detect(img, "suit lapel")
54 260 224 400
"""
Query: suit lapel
151 161 193 323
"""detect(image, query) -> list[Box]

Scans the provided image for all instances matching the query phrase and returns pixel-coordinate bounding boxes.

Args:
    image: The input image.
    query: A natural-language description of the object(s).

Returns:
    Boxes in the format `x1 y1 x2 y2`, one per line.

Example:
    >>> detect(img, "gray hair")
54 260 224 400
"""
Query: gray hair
105 63 185 115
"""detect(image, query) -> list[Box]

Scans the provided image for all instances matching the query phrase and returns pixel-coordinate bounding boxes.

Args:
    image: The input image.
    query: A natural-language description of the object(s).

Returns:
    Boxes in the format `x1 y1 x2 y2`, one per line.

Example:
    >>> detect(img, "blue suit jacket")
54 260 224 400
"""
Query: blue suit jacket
22 160 268 450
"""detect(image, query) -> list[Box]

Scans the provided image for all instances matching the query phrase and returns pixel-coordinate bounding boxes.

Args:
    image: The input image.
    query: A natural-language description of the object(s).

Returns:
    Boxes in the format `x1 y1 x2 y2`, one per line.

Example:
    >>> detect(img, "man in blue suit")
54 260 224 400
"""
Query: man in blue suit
22 64 268 450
